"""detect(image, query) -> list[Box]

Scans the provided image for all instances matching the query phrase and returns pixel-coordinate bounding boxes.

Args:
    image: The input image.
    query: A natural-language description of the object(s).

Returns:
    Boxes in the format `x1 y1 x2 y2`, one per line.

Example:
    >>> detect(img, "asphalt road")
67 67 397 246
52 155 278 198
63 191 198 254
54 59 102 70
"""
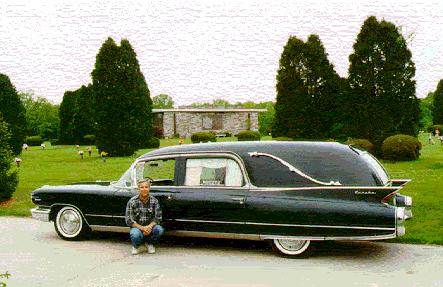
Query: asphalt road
0 217 442 287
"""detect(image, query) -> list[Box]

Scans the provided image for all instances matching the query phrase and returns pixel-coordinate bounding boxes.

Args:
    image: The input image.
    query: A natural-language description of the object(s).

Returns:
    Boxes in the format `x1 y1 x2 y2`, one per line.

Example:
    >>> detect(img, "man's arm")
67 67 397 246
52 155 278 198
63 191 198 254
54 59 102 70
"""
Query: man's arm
126 201 151 234
145 198 162 232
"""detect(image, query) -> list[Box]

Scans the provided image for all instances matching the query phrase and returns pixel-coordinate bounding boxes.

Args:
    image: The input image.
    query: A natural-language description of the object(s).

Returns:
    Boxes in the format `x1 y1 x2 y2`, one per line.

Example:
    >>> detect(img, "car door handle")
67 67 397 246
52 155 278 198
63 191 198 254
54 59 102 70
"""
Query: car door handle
231 197 245 205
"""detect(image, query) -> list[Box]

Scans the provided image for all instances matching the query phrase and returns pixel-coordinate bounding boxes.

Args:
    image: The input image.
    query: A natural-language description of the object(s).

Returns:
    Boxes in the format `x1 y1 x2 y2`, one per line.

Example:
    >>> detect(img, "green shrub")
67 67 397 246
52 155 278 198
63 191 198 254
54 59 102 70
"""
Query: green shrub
191 132 217 143
222 131 232 137
83 134 96 145
147 137 160 148
236 130 261 141
272 137 293 141
0 120 17 201
25 136 43 146
50 138 59 146
345 138 376 154
381 134 421 161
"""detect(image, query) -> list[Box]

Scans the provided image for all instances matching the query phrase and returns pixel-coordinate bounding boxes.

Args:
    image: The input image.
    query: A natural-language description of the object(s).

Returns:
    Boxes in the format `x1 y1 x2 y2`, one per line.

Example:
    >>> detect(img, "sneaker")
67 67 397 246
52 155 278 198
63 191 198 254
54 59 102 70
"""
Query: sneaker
131 246 140 255
146 244 156 254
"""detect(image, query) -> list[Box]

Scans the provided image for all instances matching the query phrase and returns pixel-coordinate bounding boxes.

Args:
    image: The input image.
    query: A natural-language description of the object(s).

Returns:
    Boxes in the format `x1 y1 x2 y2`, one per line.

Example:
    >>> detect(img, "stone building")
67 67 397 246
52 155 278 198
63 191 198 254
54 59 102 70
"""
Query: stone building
152 108 267 138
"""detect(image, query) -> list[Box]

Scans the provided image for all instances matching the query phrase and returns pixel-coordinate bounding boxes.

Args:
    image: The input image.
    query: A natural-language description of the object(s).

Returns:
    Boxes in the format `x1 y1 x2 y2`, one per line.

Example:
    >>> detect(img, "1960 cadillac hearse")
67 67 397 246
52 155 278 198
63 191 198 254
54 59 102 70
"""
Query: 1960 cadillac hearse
31 141 412 256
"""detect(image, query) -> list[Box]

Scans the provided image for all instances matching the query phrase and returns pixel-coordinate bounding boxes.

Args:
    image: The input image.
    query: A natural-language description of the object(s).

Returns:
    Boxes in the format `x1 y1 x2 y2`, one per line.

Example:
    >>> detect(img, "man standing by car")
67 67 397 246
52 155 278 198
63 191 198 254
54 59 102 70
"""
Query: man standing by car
125 179 164 255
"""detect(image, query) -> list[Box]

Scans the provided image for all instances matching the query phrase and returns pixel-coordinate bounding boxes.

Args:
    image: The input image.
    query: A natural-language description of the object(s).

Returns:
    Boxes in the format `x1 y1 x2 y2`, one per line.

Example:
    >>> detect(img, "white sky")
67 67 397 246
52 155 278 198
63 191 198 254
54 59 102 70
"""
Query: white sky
1 0 443 106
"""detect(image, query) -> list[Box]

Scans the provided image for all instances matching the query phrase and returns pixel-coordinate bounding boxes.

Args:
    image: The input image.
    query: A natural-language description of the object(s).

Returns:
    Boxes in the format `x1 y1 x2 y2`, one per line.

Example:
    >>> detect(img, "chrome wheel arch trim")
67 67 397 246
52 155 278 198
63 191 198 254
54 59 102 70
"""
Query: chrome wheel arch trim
49 203 90 226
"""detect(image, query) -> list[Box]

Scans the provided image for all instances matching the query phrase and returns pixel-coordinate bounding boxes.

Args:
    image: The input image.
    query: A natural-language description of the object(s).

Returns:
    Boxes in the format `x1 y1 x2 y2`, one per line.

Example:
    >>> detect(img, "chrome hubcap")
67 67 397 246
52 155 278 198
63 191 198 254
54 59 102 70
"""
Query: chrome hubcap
60 210 80 235
278 239 307 251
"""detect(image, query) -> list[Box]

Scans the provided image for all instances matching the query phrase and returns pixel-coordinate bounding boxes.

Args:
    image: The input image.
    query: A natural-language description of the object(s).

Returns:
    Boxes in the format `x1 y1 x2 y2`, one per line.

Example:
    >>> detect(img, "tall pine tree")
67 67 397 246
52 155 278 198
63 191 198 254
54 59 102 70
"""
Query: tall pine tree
432 79 443 125
71 84 96 142
91 38 153 156
59 90 77 144
347 16 419 148
273 35 340 138
0 73 27 156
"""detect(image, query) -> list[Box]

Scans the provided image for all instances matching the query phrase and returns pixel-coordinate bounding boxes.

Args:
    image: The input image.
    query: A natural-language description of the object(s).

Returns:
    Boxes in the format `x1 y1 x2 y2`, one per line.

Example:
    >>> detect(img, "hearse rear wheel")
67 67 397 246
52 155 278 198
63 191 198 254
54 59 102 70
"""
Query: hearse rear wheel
54 206 88 240
273 239 310 256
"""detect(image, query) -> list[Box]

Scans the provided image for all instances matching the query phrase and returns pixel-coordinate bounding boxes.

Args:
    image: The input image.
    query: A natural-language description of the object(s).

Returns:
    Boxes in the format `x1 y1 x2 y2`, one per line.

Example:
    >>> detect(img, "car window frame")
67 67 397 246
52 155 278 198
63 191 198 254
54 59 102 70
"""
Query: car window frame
183 156 245 188
130 152 252 190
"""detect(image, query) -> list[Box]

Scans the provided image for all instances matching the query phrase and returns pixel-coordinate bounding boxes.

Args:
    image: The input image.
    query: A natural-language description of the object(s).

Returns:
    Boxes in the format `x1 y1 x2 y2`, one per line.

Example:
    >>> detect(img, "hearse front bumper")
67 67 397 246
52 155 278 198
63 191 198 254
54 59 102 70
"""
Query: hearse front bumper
31 207 50 222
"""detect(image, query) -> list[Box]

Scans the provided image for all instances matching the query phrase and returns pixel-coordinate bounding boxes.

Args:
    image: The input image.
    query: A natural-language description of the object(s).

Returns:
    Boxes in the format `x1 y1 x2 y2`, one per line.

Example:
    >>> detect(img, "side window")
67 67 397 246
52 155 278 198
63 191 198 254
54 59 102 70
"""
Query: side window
135 158 176 186
185 158 243 187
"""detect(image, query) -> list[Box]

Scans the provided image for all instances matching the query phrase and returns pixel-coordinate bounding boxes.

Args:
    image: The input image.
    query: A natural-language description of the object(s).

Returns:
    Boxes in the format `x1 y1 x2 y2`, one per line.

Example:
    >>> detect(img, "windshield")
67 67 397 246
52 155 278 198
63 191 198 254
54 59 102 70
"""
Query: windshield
112 167 133 188
362 153 390 185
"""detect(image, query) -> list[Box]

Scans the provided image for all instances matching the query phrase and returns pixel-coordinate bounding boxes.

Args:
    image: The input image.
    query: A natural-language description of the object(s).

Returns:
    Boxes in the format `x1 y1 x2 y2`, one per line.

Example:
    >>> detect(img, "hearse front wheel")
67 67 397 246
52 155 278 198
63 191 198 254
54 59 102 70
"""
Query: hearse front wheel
273 239 310 256
54 206 88 240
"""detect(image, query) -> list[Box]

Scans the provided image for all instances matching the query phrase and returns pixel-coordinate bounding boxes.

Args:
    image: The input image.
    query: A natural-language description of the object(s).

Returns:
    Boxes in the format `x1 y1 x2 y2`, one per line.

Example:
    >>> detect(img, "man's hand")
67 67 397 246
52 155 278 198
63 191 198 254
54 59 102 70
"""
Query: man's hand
142 225 153 236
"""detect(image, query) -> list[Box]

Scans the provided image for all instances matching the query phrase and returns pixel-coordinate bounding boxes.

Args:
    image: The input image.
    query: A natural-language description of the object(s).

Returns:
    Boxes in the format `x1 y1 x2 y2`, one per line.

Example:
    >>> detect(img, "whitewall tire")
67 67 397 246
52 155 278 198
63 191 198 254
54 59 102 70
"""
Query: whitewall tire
273 239 310 256
54 206 88 240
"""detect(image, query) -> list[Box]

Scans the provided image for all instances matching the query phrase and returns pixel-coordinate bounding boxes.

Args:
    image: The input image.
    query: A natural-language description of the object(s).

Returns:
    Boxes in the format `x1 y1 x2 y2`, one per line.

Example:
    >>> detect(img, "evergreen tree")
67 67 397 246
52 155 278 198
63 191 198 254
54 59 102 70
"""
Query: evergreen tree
273 35 340 138
0 74 27 156
432 80 443 125
91 37 153 156
59 91 77 144
71 84 96 142
0 119 18 201
347 16 419 148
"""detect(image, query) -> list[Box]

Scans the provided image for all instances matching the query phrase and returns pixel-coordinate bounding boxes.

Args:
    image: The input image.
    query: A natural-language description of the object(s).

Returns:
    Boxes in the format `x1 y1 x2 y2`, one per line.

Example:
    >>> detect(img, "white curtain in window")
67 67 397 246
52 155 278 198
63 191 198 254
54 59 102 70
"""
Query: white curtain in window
185 158 242 186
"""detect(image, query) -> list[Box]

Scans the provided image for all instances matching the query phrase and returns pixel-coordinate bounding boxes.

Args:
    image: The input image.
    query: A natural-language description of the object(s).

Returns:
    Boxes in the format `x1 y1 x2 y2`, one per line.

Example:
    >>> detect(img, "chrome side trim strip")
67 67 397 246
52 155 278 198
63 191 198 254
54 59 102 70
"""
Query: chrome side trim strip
248 151 341 186
251 186 402 191
172 219 395 231
261 233 396 241
90 225 130 233
166 230 261 241
84 214 114 218
87 226 396 241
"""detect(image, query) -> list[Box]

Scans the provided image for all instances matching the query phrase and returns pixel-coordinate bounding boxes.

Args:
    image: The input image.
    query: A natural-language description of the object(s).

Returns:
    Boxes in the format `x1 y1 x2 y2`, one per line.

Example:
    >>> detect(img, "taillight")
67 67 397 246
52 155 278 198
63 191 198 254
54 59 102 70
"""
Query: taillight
382 191 397 204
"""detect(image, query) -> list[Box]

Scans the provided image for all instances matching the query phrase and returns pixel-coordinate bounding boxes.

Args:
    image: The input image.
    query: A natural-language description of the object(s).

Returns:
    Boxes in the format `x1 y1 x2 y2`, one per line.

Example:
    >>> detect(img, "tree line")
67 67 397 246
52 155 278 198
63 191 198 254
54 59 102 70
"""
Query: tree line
272 16 421 152
2 15 443 201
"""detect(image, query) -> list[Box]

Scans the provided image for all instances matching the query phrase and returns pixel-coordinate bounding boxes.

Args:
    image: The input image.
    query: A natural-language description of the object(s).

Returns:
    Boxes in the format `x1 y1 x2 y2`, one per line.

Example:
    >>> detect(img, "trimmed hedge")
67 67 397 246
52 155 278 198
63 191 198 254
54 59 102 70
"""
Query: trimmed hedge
272 137 293 141
191 132 216 143
83 134 96 145
381 134 421 161
50 138 59 146
147 137 160 148
345 138 376 154
25 136 43 146
236 130 261 141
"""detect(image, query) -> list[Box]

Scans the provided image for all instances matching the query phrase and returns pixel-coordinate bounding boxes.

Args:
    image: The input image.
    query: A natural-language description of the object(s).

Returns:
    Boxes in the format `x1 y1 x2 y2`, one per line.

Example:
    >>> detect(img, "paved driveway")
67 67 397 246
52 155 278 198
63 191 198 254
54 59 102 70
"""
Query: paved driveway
0 217 442 287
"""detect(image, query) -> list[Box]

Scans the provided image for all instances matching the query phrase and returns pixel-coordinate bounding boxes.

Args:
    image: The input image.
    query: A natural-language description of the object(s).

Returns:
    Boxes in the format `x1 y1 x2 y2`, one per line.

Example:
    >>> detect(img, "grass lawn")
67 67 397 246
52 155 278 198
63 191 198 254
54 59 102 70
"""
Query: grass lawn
1 134 442 245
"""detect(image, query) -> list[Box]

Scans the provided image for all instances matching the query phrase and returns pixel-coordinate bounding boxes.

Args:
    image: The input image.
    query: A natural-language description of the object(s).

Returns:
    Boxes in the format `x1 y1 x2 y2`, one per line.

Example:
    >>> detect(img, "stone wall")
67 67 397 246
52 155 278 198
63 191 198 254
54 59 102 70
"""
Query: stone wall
160 112 260 138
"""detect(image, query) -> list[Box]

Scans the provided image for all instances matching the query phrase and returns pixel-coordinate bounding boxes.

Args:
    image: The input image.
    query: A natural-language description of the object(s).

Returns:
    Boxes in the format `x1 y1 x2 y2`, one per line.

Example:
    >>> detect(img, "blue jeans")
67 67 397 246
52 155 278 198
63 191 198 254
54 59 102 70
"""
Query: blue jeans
130 225 164 248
